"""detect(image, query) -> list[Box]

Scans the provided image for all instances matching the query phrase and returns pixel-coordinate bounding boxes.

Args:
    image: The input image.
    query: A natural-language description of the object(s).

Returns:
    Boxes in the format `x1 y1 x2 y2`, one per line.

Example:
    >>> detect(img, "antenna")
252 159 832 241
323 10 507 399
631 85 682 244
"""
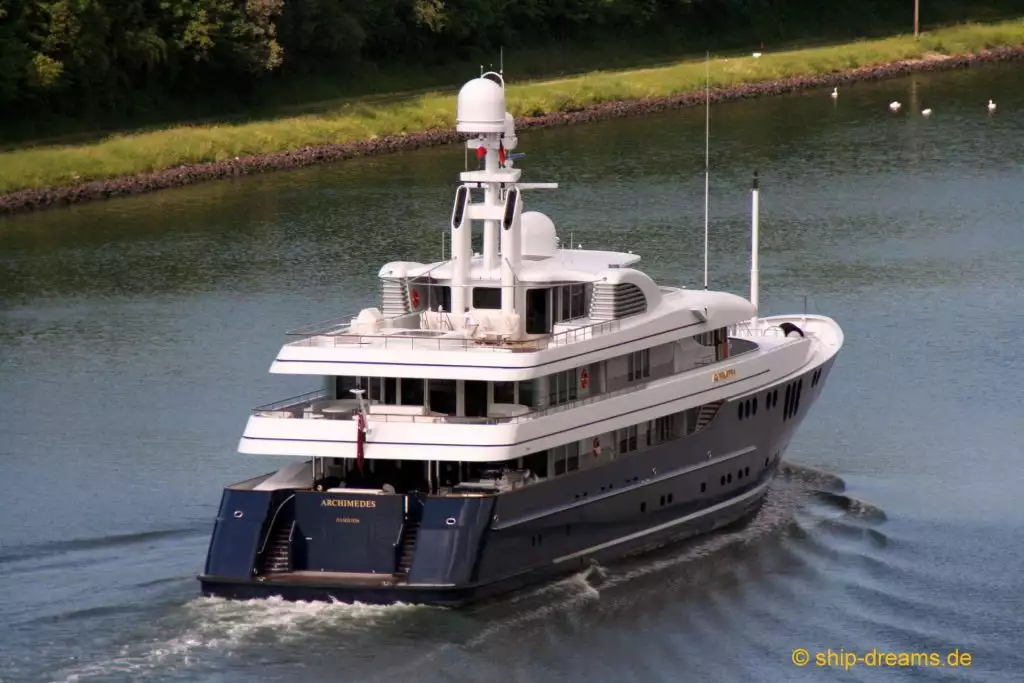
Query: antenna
750 170 760 327
703 50 710 290
500 46 504 77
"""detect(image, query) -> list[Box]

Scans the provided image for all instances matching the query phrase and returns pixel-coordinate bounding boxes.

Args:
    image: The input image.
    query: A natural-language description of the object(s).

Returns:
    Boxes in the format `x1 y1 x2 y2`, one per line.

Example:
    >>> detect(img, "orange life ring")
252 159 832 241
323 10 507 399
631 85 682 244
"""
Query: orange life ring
410 290 420 309
580 369 590 389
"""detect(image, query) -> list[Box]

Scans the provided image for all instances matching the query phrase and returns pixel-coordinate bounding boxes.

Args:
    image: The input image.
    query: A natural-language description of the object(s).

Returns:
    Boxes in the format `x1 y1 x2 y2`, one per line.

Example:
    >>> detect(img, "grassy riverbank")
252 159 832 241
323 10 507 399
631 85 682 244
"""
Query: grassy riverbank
2 19 1023 197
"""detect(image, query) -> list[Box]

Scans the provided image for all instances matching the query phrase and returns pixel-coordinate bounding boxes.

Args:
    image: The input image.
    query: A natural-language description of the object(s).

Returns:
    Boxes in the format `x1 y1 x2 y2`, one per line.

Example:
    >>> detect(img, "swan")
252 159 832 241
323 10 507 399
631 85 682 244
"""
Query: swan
889 101 901 112
988 99 997 112
921 108 932 117
831 87 838 99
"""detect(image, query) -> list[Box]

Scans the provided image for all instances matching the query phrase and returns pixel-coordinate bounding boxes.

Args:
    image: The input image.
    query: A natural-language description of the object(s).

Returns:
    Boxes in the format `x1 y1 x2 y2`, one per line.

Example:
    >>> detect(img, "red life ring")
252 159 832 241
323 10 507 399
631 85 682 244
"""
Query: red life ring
580 369 590 389
410 290 420 309
592 437 601 457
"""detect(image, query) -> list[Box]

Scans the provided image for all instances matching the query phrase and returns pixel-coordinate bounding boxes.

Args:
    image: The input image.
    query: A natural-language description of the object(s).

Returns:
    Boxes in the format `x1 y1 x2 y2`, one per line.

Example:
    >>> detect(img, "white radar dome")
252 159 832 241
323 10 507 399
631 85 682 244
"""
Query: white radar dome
522 211 558 257
457 77 506 134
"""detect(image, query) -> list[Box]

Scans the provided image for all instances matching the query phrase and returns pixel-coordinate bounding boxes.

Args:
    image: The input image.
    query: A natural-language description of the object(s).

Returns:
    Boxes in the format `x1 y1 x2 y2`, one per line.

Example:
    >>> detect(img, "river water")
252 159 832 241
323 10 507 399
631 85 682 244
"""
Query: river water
2 63 1023 682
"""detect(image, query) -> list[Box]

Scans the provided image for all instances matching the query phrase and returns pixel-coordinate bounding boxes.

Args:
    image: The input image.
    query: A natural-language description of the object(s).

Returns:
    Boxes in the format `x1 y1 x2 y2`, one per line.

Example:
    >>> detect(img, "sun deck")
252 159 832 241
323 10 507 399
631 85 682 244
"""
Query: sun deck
284 311 625 352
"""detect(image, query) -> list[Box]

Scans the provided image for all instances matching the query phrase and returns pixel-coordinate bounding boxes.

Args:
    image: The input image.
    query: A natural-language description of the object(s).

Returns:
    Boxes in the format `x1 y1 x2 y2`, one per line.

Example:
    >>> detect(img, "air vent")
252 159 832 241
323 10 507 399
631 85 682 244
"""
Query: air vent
589 282 647 321
381 280 409 317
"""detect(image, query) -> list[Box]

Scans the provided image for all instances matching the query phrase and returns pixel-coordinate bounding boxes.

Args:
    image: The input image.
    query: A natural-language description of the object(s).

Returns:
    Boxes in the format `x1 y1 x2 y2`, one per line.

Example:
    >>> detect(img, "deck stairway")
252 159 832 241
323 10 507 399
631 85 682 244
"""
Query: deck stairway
695 400 724 432
262 521 293 574
394 521 421 578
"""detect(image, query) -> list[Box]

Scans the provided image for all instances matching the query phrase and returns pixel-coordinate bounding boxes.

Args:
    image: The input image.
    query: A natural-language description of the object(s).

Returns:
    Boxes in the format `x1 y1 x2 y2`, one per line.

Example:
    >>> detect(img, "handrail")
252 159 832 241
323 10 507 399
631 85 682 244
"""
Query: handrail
257 493 295 556
393 522 405 548
253 389 328 413
286 314 627 352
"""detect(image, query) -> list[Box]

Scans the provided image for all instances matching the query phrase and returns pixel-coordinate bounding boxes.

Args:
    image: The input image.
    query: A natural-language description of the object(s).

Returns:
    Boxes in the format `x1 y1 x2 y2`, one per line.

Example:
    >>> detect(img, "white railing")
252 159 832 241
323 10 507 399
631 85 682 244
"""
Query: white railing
284 316 624 352
252 389 328 416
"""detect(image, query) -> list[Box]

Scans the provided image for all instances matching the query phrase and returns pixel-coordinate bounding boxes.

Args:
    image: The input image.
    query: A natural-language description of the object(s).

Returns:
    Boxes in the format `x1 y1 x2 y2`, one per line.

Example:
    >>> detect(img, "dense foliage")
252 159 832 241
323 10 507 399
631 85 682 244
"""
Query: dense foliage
1 0 1023 124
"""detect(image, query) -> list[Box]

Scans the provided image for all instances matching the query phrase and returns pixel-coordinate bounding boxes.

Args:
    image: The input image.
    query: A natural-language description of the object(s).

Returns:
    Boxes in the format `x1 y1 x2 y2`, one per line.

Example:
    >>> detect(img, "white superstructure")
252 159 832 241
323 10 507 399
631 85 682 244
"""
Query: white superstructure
238 72 843 488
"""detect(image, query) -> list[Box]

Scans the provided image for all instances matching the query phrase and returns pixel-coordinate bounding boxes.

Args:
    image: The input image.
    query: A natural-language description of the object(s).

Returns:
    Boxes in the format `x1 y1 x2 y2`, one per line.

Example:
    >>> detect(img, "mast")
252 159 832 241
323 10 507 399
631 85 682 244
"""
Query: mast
750 171 760 327
703 51 710 290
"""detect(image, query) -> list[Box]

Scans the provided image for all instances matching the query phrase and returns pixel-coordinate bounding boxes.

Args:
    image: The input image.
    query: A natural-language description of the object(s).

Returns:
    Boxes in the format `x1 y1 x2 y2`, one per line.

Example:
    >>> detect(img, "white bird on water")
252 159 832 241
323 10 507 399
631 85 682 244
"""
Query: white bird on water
752 52 762 58
831 87 838 99
889 101 901 112
921 108 932 117
988 99 997 112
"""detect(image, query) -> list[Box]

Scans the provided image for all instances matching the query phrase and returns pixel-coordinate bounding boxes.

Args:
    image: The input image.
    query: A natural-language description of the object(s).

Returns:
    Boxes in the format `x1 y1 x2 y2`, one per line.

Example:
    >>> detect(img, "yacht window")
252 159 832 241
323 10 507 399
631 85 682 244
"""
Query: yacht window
472 287 501 309
566 441 580 471
384 377 397 404
627 350 650 381
429 379 457 415
336 376 363 399
656 415 676 442
401 378 425 406
518 379 537 407
526 288 550 334
618 425 639 454
570 284 586 319
547 369 579 407
494 381 515 404
523 450 547 478
428 283 452 312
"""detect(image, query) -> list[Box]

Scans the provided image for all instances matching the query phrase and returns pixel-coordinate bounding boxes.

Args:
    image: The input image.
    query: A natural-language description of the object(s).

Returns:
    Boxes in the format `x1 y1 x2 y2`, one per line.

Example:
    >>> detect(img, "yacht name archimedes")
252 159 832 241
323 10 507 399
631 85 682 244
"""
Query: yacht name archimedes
320 498 377 508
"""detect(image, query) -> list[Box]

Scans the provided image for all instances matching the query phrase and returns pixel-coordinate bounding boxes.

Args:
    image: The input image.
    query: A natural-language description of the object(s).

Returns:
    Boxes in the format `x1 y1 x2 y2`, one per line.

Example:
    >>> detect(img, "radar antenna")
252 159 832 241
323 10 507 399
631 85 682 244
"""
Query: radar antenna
703 50 710 290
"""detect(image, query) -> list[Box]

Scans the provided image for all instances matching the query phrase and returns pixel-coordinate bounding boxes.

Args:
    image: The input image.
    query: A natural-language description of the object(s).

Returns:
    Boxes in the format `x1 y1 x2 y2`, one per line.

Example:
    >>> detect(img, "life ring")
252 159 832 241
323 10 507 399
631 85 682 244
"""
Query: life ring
410 290 420 309
580 368 590 390
592 437 601 457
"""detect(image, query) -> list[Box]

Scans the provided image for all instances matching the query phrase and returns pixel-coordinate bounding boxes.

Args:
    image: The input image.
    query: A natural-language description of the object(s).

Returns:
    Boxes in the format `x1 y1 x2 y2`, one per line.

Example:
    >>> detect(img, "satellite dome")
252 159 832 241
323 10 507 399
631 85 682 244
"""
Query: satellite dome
457 77 506 134
522 211 558 257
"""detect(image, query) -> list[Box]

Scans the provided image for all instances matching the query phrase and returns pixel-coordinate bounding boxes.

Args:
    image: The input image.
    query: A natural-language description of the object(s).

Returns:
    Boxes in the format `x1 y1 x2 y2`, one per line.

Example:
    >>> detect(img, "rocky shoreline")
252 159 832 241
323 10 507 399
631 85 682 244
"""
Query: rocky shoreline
3 45 1023 217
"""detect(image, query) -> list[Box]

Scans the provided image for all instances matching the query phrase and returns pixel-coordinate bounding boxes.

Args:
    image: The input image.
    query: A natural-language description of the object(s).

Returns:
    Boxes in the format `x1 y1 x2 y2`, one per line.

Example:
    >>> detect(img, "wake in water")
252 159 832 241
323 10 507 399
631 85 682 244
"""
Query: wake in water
45 460 887 683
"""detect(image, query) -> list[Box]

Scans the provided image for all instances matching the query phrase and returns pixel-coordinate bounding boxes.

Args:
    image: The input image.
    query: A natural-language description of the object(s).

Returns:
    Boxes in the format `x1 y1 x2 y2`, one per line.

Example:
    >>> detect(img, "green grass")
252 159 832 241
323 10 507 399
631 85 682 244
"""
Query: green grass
2 19 1023 196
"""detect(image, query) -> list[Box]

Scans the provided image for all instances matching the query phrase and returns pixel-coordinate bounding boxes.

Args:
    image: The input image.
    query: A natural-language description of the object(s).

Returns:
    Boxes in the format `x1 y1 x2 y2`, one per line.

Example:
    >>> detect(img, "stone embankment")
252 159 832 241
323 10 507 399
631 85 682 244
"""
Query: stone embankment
2 46 1022 216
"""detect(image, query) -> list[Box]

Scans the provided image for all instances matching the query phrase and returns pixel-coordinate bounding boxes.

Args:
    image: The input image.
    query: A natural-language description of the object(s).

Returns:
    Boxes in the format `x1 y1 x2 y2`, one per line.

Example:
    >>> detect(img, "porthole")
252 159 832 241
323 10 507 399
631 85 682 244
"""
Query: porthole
701 483 706 493
753 397 758 415
745 467 750 477
738 404 744 420
660 495 665 506
445 517 457 526
233 510 244 519
744 401 751 419
668 493 674 503
720 475 726 486
641 502 647 513
738 469 743 479
727 473 732 484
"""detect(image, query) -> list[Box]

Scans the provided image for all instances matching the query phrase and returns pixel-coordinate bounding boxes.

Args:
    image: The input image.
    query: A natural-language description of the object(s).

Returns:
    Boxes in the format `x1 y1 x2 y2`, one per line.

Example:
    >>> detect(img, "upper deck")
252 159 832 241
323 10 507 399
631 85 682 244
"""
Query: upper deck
272 278 757 381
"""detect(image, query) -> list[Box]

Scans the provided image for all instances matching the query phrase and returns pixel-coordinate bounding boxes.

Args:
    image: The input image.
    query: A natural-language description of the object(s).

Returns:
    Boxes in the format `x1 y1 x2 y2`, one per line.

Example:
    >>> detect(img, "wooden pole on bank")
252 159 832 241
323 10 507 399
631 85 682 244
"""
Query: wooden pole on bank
914 0 920 38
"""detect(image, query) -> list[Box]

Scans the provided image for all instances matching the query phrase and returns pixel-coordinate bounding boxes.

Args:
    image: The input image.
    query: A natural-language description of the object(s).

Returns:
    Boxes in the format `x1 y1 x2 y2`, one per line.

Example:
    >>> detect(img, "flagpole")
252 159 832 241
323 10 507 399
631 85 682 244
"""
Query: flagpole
703 51 710 290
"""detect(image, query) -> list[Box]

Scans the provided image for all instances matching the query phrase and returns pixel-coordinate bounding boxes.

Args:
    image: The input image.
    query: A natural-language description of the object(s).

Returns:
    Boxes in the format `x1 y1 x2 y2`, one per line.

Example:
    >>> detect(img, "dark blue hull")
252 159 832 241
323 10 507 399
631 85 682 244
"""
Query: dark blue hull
198 481 769 606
